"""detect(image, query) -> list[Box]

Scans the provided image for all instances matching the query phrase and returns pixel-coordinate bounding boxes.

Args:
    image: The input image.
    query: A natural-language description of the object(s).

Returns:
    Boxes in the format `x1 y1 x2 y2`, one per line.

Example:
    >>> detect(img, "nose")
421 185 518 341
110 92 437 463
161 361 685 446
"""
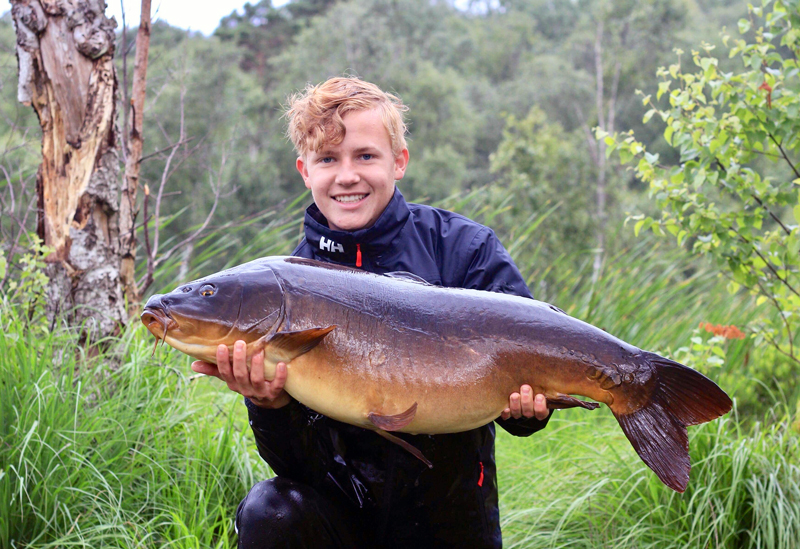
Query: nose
144 294 165 309
334 158 360 185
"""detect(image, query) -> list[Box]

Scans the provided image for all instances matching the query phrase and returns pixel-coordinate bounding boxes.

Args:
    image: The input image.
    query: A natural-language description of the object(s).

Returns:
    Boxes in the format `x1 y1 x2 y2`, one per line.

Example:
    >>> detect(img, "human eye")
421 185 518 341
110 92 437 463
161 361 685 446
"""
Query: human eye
360 153 374 161
319 156 334 164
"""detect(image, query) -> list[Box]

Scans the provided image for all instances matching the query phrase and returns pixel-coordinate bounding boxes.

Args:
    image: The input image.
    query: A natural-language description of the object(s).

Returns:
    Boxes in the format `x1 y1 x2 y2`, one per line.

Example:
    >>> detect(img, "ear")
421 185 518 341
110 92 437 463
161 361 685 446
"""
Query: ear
394 148 409 181
296 157 311 189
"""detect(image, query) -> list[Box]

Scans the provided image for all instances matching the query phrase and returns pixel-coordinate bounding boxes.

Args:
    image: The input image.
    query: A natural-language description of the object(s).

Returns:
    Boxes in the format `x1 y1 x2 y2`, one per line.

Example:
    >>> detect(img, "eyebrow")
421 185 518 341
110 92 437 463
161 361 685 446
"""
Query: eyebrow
316 146 379 157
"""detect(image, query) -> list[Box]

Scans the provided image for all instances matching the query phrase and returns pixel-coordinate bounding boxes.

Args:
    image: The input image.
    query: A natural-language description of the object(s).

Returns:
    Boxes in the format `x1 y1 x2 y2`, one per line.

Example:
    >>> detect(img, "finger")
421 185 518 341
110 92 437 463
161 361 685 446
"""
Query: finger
232 340 249 385
250 351 268 395
216 344 233 381
508 392 521 419
271 362 288 395
534 393 548 420
520 385 534 418
191 361 221 378
500 408 511 421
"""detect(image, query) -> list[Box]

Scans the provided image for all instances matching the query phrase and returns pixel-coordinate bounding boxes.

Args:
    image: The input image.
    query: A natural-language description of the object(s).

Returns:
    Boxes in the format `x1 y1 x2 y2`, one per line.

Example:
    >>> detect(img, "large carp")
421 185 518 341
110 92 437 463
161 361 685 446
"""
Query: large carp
141 256 732 493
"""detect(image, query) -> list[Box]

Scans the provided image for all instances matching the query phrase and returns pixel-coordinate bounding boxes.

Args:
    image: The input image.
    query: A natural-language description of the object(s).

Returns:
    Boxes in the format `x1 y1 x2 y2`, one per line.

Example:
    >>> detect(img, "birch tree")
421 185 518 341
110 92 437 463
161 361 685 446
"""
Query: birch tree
10 0 149 338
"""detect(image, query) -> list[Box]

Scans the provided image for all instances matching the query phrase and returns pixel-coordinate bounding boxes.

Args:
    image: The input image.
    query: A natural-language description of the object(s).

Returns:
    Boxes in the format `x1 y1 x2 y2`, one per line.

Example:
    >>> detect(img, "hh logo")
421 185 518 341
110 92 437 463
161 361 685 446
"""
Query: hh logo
319 236 344 253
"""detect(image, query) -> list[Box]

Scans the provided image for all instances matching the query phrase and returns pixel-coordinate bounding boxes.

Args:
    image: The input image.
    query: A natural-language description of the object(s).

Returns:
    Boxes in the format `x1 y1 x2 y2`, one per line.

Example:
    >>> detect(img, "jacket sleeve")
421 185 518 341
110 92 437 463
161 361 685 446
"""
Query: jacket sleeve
460 228 552 437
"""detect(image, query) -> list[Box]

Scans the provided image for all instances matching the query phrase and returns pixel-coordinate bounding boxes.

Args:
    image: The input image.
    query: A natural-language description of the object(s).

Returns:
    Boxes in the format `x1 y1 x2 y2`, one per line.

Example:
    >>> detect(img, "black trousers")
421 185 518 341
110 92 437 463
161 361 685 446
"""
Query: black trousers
236 477 374 549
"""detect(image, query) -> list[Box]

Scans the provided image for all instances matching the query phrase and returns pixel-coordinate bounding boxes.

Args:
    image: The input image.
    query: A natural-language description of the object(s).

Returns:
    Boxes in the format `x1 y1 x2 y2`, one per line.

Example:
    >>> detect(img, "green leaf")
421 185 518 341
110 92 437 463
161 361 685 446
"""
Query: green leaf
738 18 751 34
657 81 671 100
669 64 680 79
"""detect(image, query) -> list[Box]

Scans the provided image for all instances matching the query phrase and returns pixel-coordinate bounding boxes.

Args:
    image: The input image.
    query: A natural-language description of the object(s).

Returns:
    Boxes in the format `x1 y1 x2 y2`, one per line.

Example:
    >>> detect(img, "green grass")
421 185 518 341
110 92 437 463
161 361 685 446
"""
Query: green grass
0 311 267 548
497 406 800 548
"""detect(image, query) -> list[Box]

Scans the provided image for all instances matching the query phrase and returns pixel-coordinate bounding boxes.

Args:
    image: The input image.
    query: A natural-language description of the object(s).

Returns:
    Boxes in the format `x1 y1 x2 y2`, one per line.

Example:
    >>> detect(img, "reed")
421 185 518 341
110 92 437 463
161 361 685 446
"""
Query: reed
0 308 265 548
497 407 800 549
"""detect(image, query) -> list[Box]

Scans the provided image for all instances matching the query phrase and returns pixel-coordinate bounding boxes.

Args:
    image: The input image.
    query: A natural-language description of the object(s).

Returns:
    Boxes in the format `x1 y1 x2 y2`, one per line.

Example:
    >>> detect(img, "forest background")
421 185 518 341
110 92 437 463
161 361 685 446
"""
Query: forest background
2 0 800 547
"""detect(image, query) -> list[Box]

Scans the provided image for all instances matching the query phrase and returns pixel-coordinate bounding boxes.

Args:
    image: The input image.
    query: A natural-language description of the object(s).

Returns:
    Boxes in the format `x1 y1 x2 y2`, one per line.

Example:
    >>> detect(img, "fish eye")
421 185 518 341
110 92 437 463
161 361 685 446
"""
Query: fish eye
199 284 215 297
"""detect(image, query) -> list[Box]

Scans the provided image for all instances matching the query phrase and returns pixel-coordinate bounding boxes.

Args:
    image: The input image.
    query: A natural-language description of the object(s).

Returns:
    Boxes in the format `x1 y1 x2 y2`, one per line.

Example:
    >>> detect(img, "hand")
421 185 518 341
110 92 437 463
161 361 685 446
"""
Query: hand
190 340 291 409
500 385 548 421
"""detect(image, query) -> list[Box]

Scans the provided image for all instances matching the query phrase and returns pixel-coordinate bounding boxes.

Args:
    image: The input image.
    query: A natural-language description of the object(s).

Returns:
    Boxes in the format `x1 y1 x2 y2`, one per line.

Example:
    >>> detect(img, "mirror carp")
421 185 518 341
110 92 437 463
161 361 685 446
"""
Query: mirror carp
141 256 732 493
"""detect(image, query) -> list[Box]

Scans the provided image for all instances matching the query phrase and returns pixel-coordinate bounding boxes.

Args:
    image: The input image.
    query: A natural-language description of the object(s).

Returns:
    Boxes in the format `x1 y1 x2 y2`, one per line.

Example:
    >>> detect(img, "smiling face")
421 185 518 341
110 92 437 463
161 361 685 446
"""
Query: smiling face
296 109 409 232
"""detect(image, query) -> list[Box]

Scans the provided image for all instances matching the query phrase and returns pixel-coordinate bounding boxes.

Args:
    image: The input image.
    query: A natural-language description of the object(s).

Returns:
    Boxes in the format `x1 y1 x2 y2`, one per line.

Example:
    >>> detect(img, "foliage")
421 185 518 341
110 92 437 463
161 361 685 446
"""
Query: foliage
0 235 51 329
603 0 800 404
215 0 336 81
489 107 599 266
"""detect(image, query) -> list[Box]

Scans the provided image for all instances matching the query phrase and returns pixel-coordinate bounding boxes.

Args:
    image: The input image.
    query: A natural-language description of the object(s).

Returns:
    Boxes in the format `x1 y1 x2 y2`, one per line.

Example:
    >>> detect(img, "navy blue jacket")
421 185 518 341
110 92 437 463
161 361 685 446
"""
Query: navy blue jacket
246 188 550 548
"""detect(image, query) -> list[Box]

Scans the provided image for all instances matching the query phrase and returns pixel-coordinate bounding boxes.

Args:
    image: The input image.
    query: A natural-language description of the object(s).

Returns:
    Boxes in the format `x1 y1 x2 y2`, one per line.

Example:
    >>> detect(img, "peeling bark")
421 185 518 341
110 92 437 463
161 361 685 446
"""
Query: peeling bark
11 0 127 338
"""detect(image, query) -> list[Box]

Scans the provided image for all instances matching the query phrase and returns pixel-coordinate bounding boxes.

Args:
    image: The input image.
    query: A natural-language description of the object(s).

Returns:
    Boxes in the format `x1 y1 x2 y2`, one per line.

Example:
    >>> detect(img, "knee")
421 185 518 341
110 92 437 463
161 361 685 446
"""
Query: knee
236 477 311 544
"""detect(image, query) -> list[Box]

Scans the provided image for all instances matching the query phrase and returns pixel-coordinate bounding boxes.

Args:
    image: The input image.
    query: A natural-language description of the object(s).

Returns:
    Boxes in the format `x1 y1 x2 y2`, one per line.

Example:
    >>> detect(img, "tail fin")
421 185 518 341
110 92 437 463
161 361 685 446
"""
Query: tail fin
612 353 732 493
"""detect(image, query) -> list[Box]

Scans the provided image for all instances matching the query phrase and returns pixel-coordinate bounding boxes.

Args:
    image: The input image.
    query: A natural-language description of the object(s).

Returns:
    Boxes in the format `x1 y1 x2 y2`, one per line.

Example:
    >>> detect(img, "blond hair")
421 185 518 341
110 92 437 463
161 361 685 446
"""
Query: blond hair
286 77 408 158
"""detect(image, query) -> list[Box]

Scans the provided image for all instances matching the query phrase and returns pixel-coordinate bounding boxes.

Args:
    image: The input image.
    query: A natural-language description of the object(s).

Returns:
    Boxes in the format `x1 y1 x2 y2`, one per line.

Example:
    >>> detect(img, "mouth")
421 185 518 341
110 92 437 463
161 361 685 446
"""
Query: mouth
333 193 368 204
141 308 179 353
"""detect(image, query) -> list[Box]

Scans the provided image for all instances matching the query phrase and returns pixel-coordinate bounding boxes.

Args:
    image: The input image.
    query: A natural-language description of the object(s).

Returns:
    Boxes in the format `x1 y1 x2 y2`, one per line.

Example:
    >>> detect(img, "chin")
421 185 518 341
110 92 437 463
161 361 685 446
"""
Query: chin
327 210 373 232
331 219 367 231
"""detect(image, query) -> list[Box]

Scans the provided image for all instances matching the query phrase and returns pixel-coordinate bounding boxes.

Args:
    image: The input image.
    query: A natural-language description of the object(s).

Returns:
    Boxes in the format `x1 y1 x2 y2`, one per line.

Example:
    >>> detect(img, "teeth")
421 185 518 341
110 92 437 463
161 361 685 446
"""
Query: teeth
334 194 366 203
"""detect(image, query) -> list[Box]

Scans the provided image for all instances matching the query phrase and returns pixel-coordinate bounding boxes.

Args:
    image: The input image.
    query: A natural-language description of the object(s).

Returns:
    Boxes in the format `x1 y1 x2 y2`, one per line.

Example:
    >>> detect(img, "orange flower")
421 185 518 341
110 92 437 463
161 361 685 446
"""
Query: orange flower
758 81 773 108
699 322 746 340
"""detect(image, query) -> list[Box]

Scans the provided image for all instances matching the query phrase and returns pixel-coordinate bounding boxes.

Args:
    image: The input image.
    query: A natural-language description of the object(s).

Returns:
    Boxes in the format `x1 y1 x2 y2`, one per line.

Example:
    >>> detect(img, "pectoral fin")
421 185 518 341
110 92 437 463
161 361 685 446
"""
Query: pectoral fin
374 429 433 468
546 393 600 410
256 325 336 363
368 402 418 431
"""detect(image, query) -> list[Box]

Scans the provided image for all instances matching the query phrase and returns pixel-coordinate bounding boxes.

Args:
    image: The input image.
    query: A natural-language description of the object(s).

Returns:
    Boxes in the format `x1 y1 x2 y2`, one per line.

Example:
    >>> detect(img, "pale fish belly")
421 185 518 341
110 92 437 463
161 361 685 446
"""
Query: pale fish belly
281 339 513 434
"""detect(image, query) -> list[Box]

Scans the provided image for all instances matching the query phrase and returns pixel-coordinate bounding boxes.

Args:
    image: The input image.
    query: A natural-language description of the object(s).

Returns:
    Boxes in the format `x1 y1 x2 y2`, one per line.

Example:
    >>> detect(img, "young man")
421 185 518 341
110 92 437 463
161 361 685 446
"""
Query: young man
191 77 550 548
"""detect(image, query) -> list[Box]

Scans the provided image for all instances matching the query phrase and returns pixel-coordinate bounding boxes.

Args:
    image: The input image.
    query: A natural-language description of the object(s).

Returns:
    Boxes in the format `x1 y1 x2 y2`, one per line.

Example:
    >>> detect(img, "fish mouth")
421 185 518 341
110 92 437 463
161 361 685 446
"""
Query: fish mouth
141 307 179 352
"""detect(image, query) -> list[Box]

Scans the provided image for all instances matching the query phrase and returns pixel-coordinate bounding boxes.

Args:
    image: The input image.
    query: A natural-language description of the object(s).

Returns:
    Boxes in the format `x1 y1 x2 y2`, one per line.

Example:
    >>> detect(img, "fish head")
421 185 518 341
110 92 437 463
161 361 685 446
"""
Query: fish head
141 262 284 363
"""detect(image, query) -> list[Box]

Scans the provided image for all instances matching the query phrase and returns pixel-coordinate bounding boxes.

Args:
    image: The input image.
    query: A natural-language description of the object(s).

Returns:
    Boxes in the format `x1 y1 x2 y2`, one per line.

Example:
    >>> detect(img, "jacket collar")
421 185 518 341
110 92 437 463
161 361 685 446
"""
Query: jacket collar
303 187 410 264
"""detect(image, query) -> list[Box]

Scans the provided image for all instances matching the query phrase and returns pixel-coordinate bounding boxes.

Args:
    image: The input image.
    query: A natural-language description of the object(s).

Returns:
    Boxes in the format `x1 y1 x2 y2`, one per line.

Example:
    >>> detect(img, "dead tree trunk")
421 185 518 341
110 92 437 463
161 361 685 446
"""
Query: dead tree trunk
119 0 151 314
11 0 126 338
576 18 624 285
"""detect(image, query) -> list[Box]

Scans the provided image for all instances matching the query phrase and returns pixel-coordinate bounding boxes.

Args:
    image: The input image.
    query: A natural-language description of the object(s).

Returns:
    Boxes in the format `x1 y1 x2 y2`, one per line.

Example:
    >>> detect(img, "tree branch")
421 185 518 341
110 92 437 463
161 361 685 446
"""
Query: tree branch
755 277 795 361
768 131 800 180
152 85 187 260
733 227 800 299
749 193 793 236
139 135 197 163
